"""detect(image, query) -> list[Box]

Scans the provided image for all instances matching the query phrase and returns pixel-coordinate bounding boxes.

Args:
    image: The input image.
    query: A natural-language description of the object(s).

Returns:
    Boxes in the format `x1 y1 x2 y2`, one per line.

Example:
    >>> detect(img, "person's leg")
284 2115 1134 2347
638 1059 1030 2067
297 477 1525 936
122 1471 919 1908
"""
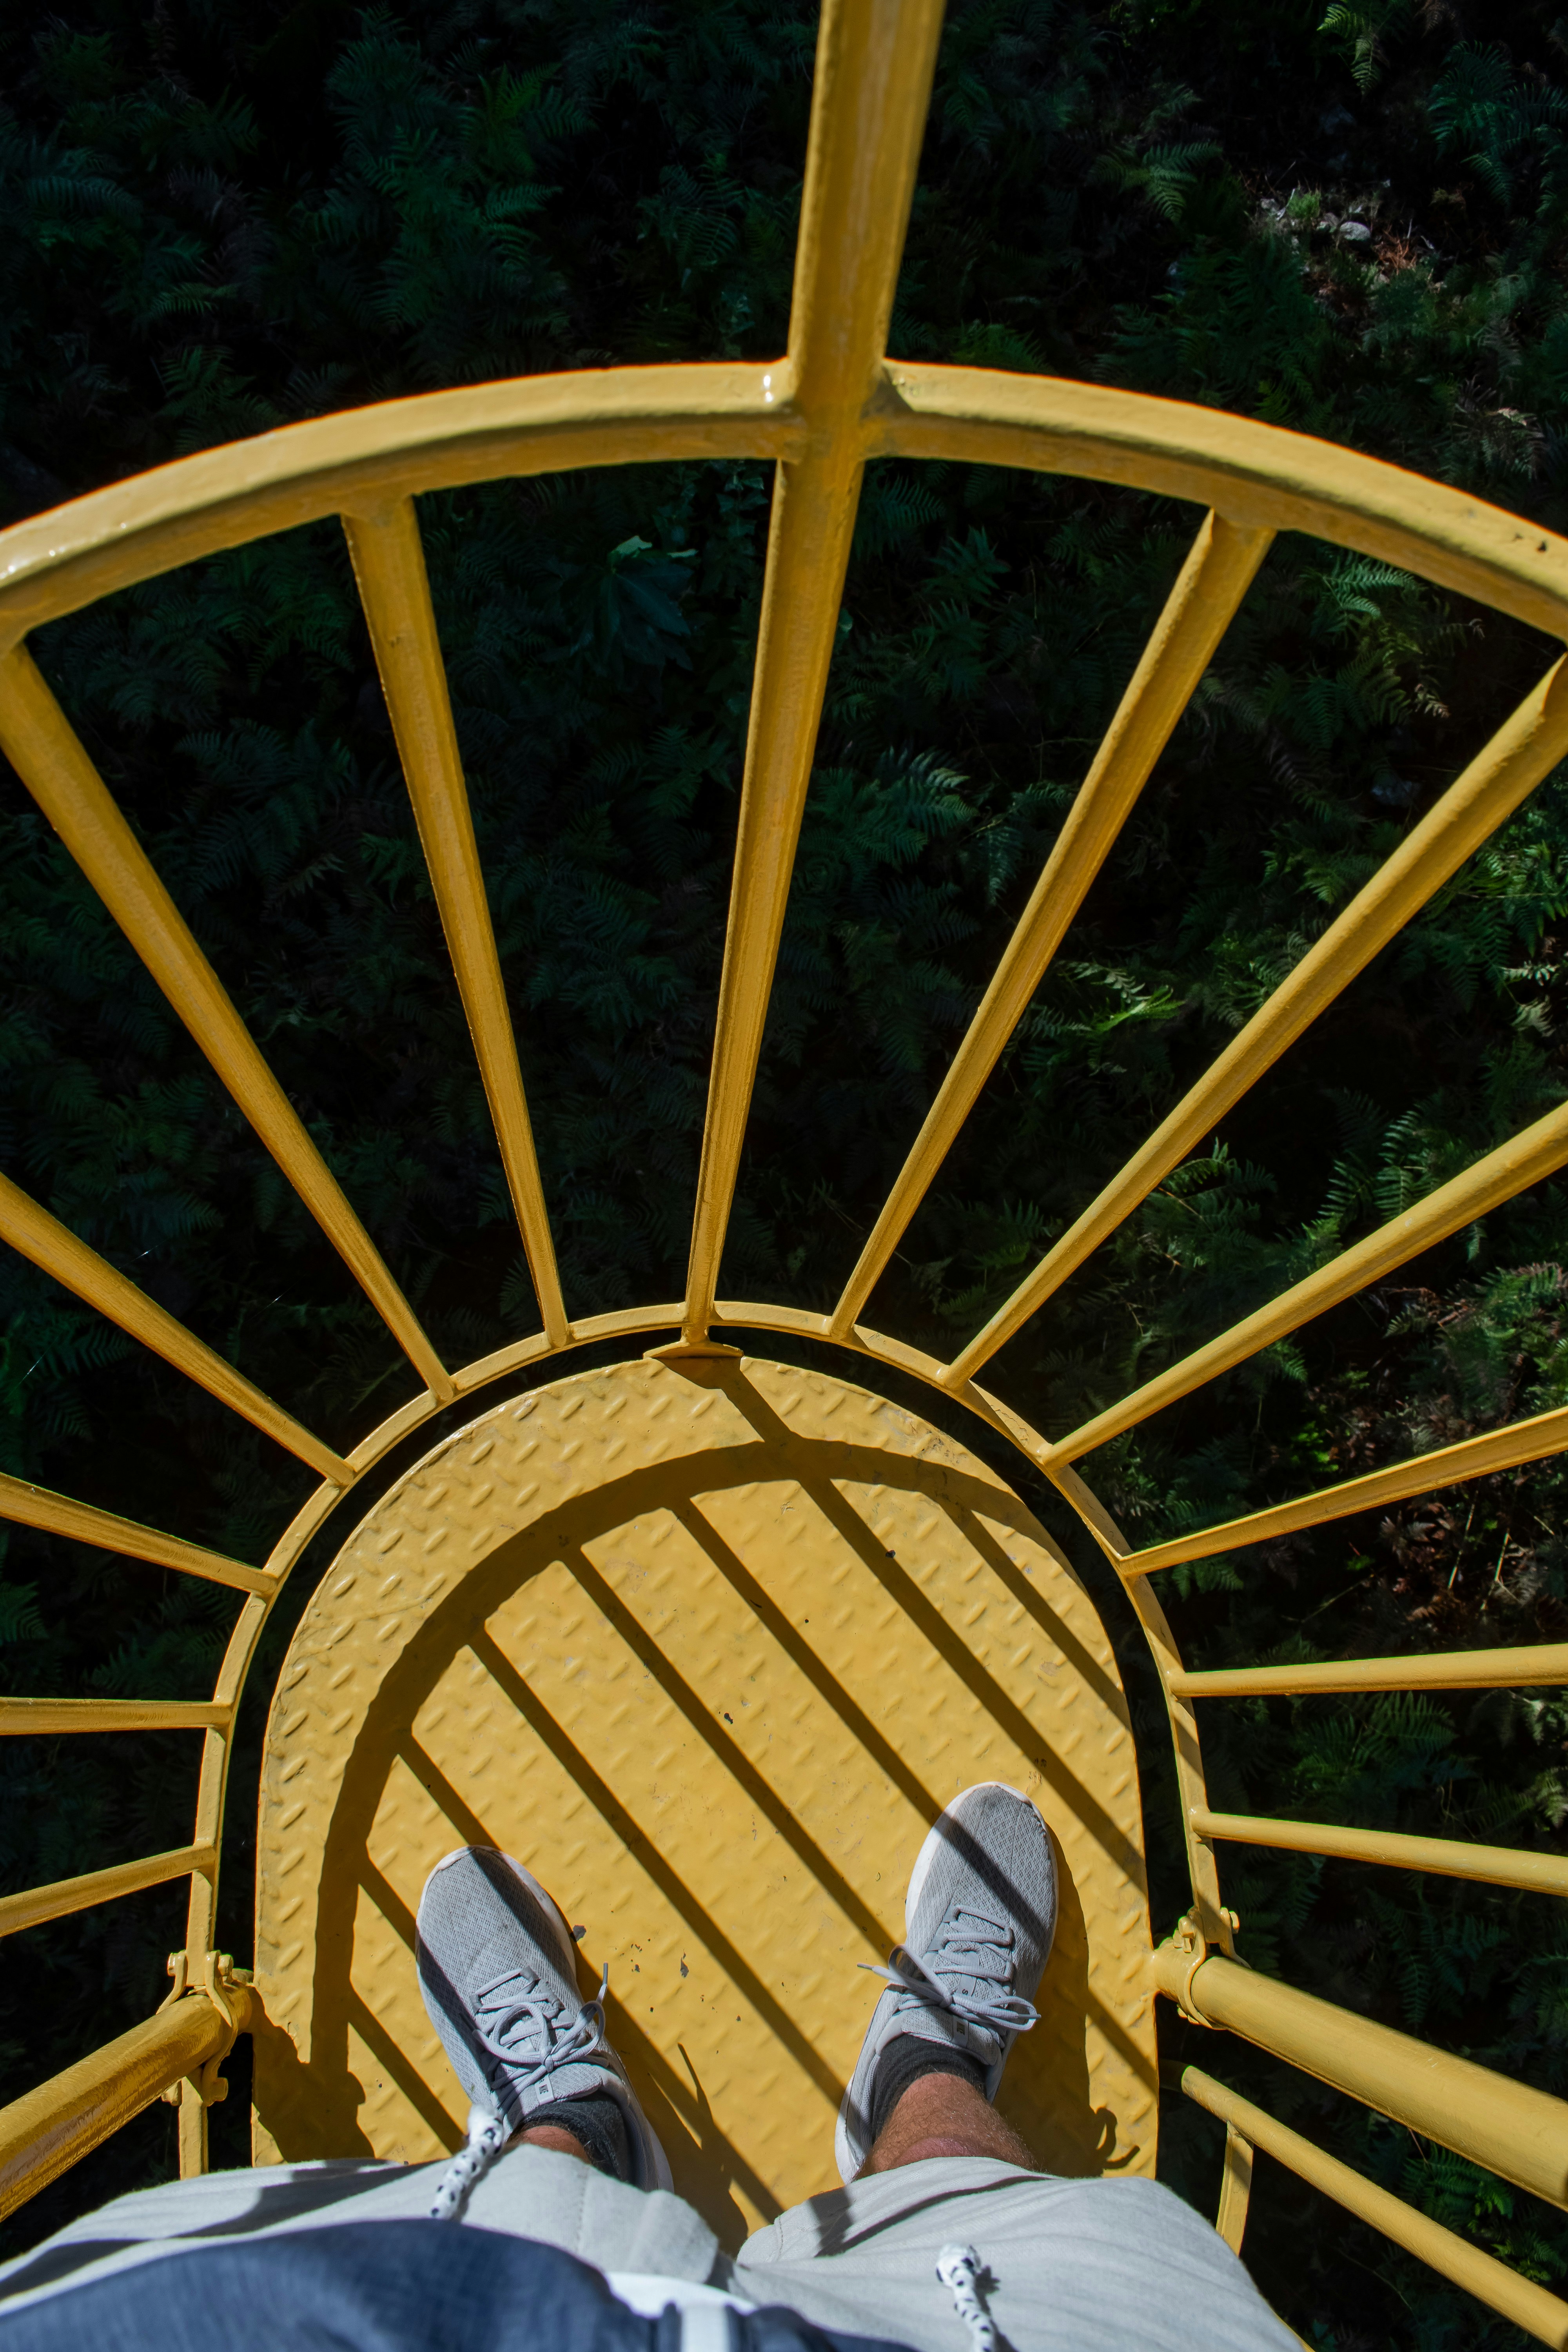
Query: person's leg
861 2064 1036 2172
737 1790 1295 2348
836 1779 1056 2183
415 1846 671 2207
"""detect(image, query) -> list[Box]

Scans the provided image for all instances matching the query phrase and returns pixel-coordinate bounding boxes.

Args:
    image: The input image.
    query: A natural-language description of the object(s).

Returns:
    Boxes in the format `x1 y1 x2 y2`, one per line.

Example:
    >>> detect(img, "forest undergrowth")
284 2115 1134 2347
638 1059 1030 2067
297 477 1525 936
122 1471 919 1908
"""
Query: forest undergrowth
1 0 1567 2341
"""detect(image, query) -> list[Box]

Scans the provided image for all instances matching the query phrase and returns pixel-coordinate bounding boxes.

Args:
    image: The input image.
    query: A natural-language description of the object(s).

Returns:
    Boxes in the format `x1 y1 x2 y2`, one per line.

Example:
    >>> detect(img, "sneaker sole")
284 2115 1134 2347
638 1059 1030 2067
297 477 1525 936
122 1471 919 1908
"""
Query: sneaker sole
833 1781 1034 2184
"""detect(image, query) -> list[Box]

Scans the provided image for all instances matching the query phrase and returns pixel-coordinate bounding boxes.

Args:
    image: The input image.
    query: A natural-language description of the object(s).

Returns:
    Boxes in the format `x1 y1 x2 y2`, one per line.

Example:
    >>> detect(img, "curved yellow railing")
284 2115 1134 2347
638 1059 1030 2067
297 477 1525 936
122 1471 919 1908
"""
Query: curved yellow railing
0 0 1565 2337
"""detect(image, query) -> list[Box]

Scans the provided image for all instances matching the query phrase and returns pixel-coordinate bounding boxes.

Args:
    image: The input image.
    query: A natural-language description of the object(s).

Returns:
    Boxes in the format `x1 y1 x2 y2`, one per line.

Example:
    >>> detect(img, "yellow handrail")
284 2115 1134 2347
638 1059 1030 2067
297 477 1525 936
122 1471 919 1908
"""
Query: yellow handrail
0 368 801 648
879 363 1568 637
1149 1938 1568 2209
0 1985 249 2223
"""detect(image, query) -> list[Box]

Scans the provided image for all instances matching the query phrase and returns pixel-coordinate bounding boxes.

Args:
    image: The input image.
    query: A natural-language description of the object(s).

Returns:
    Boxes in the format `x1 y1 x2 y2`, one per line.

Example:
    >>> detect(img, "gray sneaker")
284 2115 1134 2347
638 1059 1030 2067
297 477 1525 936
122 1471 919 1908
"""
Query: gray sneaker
836 1781 1056 2182
416 1846 671 2194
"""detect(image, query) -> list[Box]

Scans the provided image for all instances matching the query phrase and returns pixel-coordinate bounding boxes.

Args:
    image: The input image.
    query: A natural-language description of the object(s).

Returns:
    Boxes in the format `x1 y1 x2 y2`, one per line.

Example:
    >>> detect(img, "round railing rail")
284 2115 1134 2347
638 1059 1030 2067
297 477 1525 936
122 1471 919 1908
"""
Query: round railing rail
0 0 1566 2337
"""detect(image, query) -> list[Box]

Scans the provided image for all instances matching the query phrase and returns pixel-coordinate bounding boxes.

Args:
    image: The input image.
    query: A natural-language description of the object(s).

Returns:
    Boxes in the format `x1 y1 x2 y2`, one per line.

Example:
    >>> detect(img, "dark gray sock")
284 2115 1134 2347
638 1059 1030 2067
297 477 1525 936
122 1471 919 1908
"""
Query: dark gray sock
869 2033 988 2144
525 2092 631 2181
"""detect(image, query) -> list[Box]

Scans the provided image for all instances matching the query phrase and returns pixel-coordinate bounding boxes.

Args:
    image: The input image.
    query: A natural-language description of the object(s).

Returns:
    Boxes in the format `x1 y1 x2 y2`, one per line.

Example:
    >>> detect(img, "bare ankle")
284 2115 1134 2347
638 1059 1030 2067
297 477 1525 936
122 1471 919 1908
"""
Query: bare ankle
509 2122 593 2163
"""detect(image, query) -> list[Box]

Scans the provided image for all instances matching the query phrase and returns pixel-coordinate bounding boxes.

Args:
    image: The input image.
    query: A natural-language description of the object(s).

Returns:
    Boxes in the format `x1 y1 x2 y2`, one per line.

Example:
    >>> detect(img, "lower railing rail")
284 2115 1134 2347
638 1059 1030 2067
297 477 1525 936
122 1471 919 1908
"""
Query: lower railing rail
1181 2065 1568 2350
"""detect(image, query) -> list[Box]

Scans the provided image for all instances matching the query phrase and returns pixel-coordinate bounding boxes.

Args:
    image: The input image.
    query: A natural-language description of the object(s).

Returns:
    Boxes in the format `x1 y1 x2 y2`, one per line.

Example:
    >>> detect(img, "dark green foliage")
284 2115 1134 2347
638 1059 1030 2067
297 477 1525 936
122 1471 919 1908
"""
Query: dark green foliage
2 0 1568 2339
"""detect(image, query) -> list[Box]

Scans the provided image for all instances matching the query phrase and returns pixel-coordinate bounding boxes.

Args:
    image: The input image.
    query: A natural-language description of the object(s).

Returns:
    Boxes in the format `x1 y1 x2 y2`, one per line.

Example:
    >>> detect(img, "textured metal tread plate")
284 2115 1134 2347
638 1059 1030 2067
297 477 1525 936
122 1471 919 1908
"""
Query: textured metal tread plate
252 1356 1157 2244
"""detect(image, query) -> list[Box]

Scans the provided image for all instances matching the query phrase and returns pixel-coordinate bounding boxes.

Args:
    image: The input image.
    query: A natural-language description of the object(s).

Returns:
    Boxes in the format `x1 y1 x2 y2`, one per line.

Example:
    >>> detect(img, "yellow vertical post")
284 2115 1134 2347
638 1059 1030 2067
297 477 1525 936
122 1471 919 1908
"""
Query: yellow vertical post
1049 1462 1236 1956
0 1474 270 1593
177 1591 265 2176
682 0 949 1339
1047 1092 1568 1465
1216 2123 1254 2253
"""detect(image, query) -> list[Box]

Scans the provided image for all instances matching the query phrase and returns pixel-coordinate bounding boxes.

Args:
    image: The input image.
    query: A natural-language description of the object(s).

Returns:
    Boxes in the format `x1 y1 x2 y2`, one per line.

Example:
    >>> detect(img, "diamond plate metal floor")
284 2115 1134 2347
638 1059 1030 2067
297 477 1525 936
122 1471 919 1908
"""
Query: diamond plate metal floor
252 1354 1158 2247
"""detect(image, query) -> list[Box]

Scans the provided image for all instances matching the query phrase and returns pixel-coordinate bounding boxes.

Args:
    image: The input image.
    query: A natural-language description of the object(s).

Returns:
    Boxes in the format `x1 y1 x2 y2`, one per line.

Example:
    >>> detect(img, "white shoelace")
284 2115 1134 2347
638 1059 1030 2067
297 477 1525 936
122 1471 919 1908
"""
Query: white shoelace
428 1964 610 2221
936 2244 997 2352
429 2104 511 2223
861 1904 1039 2047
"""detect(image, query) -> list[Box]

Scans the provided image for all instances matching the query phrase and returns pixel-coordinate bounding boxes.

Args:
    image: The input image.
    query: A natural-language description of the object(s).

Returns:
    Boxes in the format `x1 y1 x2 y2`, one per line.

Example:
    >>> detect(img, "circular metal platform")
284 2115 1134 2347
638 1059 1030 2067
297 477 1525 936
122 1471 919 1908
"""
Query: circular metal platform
252 1353 1157 2243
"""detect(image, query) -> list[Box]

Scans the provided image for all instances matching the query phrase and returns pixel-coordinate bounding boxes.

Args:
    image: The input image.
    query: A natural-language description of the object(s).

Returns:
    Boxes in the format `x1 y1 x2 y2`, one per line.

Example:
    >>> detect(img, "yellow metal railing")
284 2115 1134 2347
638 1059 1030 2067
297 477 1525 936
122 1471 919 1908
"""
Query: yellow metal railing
0 0 1563 2336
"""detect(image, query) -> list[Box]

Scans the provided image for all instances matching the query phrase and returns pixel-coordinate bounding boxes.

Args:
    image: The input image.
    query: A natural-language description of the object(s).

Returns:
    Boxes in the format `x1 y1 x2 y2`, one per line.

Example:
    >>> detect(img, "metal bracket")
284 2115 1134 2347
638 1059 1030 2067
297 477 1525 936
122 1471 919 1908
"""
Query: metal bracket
202 1950 238 2034
1170 1912 1212 2024
1165 1906 1242 2025
158 1951 250 2108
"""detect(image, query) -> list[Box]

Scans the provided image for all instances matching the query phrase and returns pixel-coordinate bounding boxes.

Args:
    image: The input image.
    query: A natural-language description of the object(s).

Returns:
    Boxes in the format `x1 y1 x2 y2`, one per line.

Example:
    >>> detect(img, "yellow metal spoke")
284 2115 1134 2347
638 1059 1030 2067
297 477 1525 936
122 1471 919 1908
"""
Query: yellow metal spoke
1172 1643 1568 1699
0 1699 229 1733
0 1842 216 1939
1119 1400 1568 1577
1191 1805 1568 1898
829 511 1273 1339
0 644 454 1402
0 1169 350 1482
946 655 1568 1385
682 0 947 1338
1149 1938 1568 2210
343 496 569 1347
0 1470 270 1595
1180 2067 1568 2349
1049 1095 1568 1466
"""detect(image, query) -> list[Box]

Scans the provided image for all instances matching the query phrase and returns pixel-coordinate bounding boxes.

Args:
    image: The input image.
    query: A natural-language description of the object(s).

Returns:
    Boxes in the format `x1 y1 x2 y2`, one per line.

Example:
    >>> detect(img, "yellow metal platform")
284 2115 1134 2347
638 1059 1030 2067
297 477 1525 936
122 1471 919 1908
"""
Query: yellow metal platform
252 1353 1156 2244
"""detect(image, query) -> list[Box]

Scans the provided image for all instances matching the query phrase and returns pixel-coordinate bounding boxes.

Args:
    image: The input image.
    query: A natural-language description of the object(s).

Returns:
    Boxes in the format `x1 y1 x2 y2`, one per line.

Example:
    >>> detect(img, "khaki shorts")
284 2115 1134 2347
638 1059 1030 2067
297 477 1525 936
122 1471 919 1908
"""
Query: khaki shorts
0 2144 1295 2352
